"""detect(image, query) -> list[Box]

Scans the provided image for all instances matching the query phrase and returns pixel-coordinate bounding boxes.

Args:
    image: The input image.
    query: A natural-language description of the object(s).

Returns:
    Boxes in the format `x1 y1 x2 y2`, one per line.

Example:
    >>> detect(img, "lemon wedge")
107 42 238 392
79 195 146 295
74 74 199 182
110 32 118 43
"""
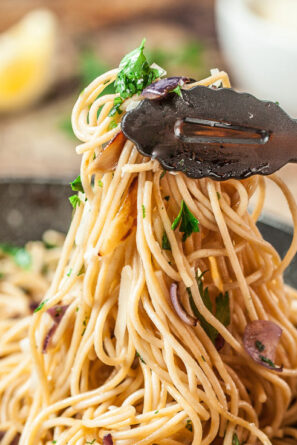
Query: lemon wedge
0 9 57 112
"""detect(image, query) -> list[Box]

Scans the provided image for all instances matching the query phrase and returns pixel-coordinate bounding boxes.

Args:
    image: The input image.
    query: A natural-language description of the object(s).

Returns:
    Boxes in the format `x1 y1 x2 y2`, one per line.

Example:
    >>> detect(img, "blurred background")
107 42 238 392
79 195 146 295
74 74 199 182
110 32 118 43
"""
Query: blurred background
0 0 297 224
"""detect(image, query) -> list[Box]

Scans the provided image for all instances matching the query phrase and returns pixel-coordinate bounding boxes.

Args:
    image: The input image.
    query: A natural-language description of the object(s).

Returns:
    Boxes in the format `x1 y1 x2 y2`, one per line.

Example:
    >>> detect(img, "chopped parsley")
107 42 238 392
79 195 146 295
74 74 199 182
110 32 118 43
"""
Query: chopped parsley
215 291 230 328
76 306 80 312
136 352 146 364
109 38 165 116
0 244 31 270
0 272 4 279
67 269 72 277
185 419 193 432
171 200 199 241
86 440 96 445
98 179 103 188
142 205 146 218
154 410 159 414
260 355 276 368
217 192 221 200
109 97 123 117
172 85 182 97
160 170 166 179
108 120 118 130
187 271 230 344
162 232 171 251
34 299 49 313
70 175 84 193
52 441 57 444
255 340 265 352
232 433 240 445
201 355 206 362
77 265 86 276
69 195 81 209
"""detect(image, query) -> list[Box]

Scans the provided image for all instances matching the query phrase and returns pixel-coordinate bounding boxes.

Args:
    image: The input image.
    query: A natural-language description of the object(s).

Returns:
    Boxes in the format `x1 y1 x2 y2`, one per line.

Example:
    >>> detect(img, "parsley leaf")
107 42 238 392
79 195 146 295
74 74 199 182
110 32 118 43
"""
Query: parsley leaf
86 440 96 445
260 355 276 368
98 179 103 188
171 200 199 241
255 340 265 352
34 299 49 313
232 433 241 445
142 205 146 218
70 175 84 193
187 271 230 345
215 291 230 328
188 281 218 343
0 244 31 270
136 352 146 364
162 232 171 251
108 120 118 130
77 265 85 276
172 85 182 97
69 195 81 209
185 419 193 432
109 38 165 116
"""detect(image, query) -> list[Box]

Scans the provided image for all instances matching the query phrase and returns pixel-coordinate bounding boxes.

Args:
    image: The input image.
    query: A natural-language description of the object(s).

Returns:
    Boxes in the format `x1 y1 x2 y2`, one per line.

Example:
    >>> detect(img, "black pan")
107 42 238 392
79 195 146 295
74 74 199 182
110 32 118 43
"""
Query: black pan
0 179 296 288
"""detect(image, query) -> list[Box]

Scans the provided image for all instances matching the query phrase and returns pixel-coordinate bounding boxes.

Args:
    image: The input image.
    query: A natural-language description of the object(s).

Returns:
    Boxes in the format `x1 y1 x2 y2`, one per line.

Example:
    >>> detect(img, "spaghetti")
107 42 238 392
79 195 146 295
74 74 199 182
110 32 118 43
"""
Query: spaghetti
1 46 297 445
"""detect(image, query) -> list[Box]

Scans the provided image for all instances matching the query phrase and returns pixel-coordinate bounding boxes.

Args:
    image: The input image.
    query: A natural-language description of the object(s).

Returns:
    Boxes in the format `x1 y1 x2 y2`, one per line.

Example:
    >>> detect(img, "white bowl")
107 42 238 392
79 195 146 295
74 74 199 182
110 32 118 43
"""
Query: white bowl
215 0 297 117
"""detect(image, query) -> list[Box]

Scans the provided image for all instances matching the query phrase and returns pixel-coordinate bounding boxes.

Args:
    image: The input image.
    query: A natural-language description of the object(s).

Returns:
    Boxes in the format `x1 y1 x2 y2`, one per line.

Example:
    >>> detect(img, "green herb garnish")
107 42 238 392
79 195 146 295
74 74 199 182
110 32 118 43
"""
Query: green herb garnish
0 272 4 279
154 410 159 414
70 175 84 193
98 179 103 188
109 97 124 117
136 352 146 364
217 192 221 200
215 291 230 328
77 265 85 276
187 271 230 344
255 340 265 352
86 440 96 445
0 244 31 270
260 355 276 368
108 120 118 130
162 232 171 251
69 195 81 209
160 170 166 179
34 299 49 313
232 433 241 445
109 38 165 116
171 200 199 241
185 419 193 432
172 85 182 97
67 269 72 277
142 205 146 218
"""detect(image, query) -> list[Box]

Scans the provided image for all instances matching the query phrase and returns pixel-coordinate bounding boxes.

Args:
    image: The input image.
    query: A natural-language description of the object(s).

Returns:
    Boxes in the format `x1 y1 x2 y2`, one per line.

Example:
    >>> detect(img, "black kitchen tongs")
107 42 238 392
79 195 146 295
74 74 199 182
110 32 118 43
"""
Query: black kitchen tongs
121 83 297 180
